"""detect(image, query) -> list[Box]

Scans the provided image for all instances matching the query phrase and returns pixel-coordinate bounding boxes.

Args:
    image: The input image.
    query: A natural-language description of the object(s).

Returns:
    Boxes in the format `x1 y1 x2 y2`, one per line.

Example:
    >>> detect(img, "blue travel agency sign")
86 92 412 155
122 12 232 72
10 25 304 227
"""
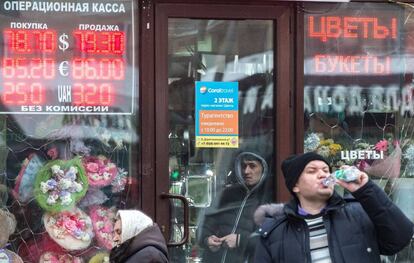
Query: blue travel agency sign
195 81 239 148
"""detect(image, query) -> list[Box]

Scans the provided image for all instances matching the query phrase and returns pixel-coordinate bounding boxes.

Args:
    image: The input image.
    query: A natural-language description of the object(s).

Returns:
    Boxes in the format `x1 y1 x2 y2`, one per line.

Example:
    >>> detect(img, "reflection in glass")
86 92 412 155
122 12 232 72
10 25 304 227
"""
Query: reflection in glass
0 1 139 260
303 3 414 262
168 19 275 263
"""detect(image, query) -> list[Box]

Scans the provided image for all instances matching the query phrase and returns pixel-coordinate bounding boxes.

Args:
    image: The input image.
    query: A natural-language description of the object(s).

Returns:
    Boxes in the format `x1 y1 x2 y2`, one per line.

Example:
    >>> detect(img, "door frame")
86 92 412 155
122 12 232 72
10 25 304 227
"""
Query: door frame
151 2 295 238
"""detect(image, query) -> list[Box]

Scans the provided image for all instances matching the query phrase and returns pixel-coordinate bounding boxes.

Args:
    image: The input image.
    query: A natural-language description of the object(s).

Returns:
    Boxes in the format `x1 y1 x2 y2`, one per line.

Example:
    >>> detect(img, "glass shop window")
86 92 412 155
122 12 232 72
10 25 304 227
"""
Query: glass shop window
304 2 414 261
0 1 139 262
167 19 275 263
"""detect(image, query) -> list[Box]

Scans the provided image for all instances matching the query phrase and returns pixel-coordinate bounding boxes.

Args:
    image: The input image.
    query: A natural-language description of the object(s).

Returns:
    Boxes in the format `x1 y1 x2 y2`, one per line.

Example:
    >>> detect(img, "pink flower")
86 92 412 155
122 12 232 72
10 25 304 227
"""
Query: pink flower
64 220 78 232
375 139 388 152
86 162 99 173
98 167 106 174
102 222 113 233
49 254 59 263
47 147 58 160
76 219 86 229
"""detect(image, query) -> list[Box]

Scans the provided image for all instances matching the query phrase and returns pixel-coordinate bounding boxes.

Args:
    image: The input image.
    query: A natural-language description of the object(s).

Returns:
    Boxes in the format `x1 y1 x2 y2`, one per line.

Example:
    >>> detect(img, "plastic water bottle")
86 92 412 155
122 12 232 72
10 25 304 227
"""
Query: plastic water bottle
322 166 360 187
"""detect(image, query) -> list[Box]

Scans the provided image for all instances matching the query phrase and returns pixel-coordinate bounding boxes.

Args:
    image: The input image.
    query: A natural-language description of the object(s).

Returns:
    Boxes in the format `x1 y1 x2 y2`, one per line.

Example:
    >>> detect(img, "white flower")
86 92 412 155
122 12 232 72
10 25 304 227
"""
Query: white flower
404 145 414 161
96 221 105 229
59 178 72 190
304 133 321 152
57 170 64 177
65 170 77 180
103 172 111 180
53 228 63 238
69 166 78 174
48 217 56 225
51 165 61 174
40 182 50 193
316 145 330 158
60 194 72 206
91 173 100 181
118 168 128 177
73 182 83 192
47 195 57 205
81 233 91 241
97 209 106 217
43 252 53 260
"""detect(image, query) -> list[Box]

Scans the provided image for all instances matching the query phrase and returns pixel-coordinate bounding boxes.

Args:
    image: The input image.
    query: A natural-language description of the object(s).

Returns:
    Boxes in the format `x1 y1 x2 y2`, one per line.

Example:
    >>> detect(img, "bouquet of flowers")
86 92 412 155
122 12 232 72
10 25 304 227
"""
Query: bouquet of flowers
34 157 88 213
89 206 117 250
111 168 128 193
403 143 414 177
83 155 118 188
364 136 401 179
304 133 344 168
13 154 45 203
89 252 110 263
43 207 93 251
39 252 83 263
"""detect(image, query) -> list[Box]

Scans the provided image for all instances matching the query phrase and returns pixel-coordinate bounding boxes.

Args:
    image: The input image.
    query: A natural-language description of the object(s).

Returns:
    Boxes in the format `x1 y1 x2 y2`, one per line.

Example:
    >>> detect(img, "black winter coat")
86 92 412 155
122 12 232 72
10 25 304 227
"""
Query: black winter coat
254 180 414 263
198 152 272 263
110 224 169 263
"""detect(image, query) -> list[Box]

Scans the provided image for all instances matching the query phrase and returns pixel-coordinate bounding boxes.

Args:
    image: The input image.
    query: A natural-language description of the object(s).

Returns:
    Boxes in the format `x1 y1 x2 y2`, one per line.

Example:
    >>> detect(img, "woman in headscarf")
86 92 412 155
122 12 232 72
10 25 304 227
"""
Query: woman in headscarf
110 209 169 263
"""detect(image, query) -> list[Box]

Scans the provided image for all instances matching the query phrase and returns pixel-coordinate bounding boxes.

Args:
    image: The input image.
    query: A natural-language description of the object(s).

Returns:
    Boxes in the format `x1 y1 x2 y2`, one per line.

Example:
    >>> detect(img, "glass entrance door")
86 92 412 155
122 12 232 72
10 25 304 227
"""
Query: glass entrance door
167 18 275 263
155 4 293 263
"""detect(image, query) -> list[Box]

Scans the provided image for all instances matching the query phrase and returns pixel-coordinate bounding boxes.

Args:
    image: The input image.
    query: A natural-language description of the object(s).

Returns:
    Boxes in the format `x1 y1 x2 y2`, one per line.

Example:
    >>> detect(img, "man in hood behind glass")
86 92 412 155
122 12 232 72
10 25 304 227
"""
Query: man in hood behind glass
198 151 272 263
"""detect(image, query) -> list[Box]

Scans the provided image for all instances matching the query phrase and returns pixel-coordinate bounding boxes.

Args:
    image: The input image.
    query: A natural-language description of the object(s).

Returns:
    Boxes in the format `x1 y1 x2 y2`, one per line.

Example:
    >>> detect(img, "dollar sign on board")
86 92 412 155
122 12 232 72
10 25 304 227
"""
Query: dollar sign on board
59 33 69 51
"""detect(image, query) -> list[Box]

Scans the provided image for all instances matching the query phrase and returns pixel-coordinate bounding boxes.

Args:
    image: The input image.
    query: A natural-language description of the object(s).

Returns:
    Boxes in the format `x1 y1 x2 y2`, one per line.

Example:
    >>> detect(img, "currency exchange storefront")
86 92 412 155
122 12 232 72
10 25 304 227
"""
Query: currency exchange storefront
0 0 413 262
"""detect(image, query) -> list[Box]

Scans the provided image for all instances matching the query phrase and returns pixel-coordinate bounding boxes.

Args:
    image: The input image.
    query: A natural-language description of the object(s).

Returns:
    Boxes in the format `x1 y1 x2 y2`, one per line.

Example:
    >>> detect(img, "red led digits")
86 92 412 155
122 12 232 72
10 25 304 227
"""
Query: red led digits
72 58 125 80
101 58 124 79
73 30 125 55
2 58 14 78
110 32 124 54
1 29 55 108
72 83 114 106
32 58 55 79
3 29 57 53
33 30 56 52
308 16 398 42
1 27 127 110
2 58 55 79
2 82 45 105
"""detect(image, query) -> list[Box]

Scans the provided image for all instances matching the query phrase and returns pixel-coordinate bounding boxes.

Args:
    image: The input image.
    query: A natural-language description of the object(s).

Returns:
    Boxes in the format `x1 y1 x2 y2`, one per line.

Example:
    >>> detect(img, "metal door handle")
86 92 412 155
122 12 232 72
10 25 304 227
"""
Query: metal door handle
160 192 189 246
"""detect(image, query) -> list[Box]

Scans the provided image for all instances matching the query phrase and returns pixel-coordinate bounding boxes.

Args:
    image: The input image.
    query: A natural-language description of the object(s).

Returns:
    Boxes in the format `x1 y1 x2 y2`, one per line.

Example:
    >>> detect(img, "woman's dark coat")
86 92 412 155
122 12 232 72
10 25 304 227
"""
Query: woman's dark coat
254 180 414 263
110 224 169 263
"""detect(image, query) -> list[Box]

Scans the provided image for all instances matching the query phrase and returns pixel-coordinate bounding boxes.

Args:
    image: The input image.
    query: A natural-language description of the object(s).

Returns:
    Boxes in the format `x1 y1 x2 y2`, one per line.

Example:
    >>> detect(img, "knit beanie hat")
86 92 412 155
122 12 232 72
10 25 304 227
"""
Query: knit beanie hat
117 210 154 244
281 152 331 193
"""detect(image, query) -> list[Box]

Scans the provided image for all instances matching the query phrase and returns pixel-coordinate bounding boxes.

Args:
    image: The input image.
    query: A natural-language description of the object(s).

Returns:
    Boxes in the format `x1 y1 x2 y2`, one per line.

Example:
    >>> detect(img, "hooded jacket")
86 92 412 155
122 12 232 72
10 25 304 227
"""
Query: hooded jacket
198 152 271 263
254 180 414 263
110 224 169 263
